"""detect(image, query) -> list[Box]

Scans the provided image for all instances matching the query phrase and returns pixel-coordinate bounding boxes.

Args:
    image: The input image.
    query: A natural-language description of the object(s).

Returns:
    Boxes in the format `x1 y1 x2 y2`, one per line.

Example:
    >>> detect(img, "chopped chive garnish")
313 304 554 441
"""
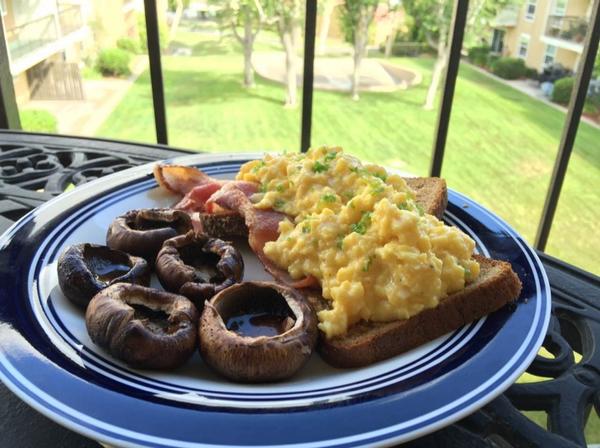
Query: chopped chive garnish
416 203 425 216
371 184 384 195
324 151 337 162
274 199 285 209
321 193 337 203
302 223 311 234
276 183 285 192
351 212 372 235
312 161 329 173
373 172 387 182
252 160 266 173
258 183 267 193
397 202 409 210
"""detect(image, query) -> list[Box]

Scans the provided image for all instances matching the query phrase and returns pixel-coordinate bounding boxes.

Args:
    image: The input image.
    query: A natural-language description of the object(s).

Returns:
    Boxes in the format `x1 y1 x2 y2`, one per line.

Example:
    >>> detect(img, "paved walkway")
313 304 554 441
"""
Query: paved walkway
253 52 422 93
22 56 148 136
466 62 600 130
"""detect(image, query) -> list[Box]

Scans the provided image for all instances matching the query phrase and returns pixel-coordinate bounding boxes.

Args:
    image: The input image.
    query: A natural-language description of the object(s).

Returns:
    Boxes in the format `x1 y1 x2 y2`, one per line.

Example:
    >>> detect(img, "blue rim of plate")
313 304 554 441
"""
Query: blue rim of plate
0 153 550 447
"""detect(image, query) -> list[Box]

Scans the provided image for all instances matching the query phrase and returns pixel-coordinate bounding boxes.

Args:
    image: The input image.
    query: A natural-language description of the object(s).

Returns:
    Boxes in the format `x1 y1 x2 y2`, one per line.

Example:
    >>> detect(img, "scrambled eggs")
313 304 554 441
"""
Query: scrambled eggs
236 147 480 338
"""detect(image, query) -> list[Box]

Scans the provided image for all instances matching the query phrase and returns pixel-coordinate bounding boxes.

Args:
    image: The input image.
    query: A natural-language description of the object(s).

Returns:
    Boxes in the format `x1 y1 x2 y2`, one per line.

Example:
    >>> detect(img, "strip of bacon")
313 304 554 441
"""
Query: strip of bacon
154 164 259 213
210 184 319 289
153 164 219 195
174 183 222 212
154 163 318 289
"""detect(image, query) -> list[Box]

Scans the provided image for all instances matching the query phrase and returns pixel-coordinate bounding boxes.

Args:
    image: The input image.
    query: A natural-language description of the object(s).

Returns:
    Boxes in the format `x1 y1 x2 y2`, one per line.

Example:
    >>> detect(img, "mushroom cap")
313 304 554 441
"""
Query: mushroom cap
57 243 150 309
156 232 244 309
86 283 199 369
106 208 192 262
199 281 318 383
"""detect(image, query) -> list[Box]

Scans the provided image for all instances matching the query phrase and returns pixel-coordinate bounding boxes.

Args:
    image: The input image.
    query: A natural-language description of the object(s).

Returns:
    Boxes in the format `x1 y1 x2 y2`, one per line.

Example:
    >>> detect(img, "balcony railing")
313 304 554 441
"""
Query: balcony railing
491 5 519 28
5 15 58 61
58 4 84 36
5 4 84 62
0 0 599 255
545 15 589 45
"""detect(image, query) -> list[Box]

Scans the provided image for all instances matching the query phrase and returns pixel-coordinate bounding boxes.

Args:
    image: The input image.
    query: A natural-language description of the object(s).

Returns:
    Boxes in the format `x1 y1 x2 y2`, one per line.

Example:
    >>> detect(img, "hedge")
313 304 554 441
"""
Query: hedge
96 48 131 77
491 57 526 80
552 77 574 104
20 110 58 133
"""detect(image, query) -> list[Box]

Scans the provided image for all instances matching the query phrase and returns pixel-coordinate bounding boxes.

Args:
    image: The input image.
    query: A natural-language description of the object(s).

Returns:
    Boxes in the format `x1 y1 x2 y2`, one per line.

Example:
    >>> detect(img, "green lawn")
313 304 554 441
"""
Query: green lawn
96 27 599 276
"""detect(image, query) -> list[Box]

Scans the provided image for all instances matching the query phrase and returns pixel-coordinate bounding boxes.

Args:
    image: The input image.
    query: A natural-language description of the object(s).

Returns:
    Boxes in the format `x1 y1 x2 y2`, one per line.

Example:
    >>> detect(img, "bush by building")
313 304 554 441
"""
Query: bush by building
525 67 539 80
551 77 574 104
379 42 432 57
96 48 132 77
117 37 140 54
137 14 169 52
491 57 526 80
20 110 58 133
467 46 490 66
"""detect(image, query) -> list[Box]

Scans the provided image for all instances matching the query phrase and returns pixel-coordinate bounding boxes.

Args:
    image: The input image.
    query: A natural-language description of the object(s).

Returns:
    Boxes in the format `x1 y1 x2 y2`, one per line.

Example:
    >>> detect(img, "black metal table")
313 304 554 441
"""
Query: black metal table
0 131 598 448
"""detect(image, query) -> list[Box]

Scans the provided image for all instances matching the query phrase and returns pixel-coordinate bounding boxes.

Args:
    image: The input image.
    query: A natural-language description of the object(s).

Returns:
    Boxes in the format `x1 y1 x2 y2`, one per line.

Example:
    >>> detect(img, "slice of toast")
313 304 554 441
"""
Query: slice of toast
308 255 522 368
199 177 447 238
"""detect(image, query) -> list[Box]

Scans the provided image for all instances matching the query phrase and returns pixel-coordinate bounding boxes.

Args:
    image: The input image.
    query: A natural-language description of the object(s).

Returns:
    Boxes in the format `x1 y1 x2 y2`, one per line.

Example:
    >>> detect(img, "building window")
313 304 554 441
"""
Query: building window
518 34 530 59
525 0 536 21
491 29 505 53
553 0 567 16
544 45 557 66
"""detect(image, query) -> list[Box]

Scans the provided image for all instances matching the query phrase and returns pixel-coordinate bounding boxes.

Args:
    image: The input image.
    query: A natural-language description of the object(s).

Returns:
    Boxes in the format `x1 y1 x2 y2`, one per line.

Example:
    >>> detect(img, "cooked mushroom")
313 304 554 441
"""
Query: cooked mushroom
199 281 318 383
86 283 199 369
155 232 243 309
57 243 150 308
106 208 192 261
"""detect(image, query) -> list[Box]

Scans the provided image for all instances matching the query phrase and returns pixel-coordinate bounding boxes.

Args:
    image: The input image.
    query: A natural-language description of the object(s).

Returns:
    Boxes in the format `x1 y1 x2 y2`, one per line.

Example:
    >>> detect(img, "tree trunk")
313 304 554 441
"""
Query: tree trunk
423 2 448 110
281 26 298 107
424 48 447 110
351 7 372 101
169 0 184 42
384 29 397 58
317 0 335 56
243 10 255 87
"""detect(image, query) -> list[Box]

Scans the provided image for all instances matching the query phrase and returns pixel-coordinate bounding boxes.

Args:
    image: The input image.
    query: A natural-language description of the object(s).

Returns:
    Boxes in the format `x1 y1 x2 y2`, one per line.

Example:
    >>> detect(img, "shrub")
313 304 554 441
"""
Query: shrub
525 67 539 80
487 53 500 68
585 84 600 115
379 42 431 57
116 37 139 54
552 77 574 104
137 14 169 52
96 48 131 77
468 46 490 66
491 57 526 79
20 110 58 133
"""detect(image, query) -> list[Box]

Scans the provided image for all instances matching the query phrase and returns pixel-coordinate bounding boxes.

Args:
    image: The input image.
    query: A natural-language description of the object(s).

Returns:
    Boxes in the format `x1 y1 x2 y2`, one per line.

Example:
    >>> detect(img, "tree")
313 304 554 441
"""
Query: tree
317 0 338 55
215 1 262 88
382 1 404 58
263 0 304 107
341 0 378 100
403 0 512 110
169 0 185 43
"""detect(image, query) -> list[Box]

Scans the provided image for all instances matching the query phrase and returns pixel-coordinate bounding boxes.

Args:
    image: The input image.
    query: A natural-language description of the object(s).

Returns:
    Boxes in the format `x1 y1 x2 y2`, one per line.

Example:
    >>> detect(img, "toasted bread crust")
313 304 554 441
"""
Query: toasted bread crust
199 177 447 238
316 256 522 368
405 177 447 220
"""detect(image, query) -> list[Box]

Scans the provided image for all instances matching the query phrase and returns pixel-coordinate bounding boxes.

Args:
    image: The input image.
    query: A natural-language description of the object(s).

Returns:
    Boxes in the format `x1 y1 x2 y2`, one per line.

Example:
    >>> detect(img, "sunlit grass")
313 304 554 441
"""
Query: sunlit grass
97 27 599 275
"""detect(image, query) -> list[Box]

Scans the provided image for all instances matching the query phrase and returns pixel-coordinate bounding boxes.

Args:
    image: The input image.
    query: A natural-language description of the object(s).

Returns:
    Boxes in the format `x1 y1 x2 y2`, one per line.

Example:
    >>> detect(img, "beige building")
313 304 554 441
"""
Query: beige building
1 0 145 102
492 0 592 72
